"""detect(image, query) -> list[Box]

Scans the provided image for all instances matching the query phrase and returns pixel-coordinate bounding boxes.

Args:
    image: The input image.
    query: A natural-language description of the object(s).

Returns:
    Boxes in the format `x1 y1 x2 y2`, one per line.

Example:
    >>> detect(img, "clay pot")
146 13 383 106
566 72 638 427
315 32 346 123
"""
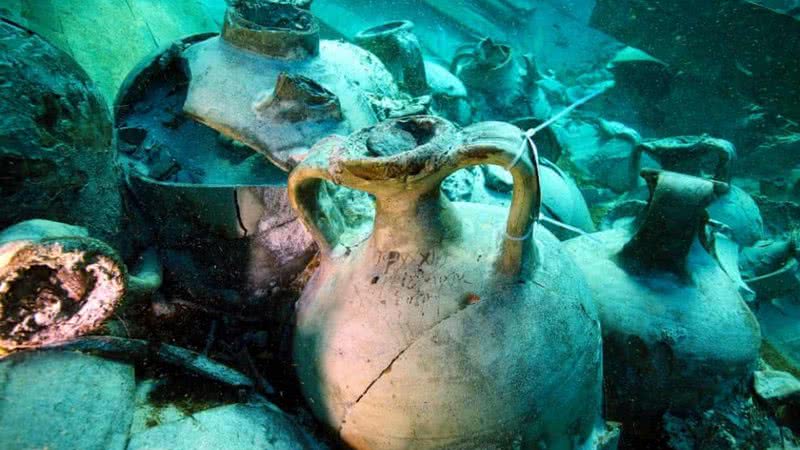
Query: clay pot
451 38 550 122
114 1 397 305
565 170 761 425
290 116 604 449
0 220 160 354
355 21 429 96
0 18 124 249
354 20 472 125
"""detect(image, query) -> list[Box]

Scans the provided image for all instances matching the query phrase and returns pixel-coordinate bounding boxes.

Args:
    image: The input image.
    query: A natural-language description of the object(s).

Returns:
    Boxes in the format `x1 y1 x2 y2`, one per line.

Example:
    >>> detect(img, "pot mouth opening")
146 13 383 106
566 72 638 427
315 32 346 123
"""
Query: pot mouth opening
230 2 314 33
365 116 443 158
480 43 512 69
357 20 413 38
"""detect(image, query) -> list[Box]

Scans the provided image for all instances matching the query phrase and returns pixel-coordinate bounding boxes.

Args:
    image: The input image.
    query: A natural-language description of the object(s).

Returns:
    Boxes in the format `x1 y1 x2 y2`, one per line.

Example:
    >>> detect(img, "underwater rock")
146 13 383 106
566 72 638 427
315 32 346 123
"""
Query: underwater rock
127 403 322 450
451 37 550 122
0 18 124 248
0 220 127 353
663 396 795 450
565 170 761 430
290 116 605 449
0 351 136 450
754 370 800 409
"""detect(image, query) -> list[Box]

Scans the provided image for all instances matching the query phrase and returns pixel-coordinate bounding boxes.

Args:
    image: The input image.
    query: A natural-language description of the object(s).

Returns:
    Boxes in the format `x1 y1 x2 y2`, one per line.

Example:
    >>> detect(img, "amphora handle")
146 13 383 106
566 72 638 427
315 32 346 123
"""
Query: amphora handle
619 169 723 275
289 120 541 275
288 136 349 254
448 122 540 274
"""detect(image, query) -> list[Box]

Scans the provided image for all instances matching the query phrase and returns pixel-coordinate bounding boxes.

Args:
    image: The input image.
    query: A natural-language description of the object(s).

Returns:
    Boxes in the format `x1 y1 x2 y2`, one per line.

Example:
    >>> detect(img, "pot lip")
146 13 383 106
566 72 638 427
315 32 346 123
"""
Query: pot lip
334 115 459 182
355 20 414 39
221 2 320 58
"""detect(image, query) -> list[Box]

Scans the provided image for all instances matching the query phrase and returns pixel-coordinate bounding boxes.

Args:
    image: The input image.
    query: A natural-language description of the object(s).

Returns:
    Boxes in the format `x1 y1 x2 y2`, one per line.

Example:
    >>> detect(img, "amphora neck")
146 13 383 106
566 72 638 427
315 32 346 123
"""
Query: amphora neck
618 169 721 276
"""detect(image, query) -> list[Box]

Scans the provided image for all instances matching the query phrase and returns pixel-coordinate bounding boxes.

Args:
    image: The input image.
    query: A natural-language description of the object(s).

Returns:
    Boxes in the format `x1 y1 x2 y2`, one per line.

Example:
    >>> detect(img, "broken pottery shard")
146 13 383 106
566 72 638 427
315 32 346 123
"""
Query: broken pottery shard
0 220 126 353
182 1 396 171
556 117 642 193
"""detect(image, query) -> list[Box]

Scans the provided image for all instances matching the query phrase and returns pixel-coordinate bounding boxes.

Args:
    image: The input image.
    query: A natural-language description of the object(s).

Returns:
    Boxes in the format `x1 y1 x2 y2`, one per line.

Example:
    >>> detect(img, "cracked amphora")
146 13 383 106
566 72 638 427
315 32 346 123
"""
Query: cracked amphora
289 116 604 449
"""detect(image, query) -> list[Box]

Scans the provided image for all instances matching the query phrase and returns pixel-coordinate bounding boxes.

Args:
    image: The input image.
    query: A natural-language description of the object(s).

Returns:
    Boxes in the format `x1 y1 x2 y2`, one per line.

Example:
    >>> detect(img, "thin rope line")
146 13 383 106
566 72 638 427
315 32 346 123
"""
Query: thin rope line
506 88 607 170
500 88 607 242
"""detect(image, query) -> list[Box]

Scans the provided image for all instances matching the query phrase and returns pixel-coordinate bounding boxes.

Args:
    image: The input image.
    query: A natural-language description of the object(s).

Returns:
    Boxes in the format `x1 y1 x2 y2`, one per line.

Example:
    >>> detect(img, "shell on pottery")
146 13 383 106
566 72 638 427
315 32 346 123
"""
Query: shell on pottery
290 116 604 449
565 170 761 423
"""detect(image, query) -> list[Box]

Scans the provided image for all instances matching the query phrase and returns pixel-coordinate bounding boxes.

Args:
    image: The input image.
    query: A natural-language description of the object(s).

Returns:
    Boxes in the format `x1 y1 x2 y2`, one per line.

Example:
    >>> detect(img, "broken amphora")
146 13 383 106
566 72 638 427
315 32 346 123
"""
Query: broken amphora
0 220 160 355
114 0 397 307
290 116 605 449
451 37 550 122
565 170 761 428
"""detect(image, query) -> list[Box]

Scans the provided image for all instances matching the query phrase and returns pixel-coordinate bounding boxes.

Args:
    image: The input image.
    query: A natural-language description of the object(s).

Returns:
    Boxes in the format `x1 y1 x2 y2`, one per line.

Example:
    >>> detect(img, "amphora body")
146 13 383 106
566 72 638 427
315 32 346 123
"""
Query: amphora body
565 170 761 426
290 117 604 449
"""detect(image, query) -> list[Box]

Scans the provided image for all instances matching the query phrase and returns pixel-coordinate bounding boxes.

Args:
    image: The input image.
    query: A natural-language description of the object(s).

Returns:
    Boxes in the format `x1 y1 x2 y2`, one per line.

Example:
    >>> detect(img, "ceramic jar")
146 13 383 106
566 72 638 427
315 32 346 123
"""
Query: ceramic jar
565 170 761 425
290 116 605 449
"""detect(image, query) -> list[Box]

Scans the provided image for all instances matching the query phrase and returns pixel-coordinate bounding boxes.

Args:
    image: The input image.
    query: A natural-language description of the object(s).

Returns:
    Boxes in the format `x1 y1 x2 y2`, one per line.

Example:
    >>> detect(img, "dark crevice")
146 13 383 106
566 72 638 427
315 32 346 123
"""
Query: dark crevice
233 189 248 236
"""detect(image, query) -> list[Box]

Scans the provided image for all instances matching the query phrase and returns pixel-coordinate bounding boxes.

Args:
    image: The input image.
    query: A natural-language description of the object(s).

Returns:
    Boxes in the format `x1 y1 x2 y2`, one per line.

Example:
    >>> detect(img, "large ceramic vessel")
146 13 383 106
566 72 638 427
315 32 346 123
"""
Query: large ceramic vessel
290 116 604 449
113 0 398 303
565 170 761 424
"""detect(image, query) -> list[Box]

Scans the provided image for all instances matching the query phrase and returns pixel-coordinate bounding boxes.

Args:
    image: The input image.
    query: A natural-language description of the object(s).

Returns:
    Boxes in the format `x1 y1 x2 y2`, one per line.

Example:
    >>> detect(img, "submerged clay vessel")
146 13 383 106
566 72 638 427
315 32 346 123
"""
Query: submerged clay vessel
565 170 761 425
0 220 160 354
451 37 550 122
114 0 398 305
290 116 604 449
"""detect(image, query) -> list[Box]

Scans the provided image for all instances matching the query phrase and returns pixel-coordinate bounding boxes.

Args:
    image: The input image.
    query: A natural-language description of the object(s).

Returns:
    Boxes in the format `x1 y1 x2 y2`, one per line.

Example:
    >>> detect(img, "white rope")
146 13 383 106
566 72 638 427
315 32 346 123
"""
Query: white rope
506 88 607 171
502 87 607 241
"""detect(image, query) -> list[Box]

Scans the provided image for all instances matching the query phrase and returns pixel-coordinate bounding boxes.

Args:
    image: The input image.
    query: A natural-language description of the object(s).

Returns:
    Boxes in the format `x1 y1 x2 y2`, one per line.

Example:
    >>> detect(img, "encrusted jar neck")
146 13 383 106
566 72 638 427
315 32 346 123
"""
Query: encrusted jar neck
617 170 721 276
452 37 518 91
221 2 320 59
289 116 539 276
